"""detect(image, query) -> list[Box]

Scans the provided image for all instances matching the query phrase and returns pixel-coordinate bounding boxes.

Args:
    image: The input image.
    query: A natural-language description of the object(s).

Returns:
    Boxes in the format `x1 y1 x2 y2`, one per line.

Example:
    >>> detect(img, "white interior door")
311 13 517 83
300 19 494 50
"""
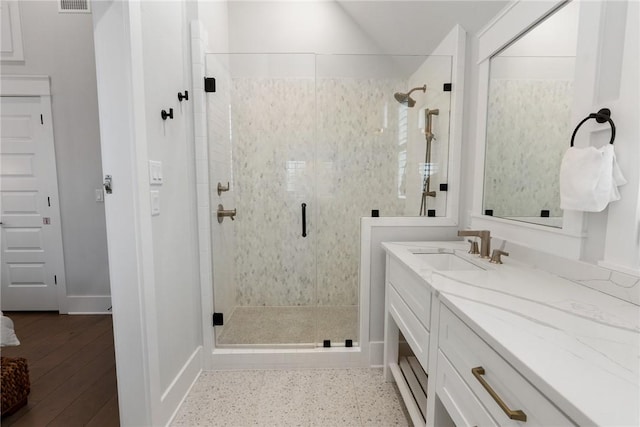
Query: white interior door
1 96 65 311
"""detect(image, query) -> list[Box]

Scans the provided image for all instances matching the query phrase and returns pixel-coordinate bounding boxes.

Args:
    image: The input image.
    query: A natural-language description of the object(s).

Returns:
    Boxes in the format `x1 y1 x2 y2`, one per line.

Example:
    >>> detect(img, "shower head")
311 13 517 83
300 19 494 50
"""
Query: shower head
394 84 426 107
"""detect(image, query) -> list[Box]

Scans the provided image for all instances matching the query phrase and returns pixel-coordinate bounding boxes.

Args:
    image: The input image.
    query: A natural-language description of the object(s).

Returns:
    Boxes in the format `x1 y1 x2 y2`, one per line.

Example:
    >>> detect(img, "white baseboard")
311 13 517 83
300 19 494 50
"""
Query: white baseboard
369 341 384 367
163 346 203 426
66 295 112 314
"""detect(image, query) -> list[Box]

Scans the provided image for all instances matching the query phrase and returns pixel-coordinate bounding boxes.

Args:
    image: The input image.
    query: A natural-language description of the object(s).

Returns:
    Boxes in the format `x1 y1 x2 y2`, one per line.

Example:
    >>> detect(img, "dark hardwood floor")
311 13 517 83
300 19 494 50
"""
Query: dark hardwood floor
1 312 119 426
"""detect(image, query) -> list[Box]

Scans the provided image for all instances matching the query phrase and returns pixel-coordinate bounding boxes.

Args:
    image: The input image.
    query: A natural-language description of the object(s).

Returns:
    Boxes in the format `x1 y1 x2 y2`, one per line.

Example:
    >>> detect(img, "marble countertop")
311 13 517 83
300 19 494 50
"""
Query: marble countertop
382 241 640 427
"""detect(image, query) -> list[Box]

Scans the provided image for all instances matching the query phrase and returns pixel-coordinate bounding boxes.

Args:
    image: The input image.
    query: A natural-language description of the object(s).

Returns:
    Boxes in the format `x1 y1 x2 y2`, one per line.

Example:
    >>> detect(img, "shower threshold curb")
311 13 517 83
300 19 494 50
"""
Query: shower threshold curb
207 346 366 370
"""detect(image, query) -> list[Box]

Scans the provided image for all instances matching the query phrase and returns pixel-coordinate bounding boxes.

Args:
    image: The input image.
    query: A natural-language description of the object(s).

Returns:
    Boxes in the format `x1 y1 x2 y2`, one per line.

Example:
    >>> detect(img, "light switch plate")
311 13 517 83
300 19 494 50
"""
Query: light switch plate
149 160 163 185
95 188 104 202
150 190 160 216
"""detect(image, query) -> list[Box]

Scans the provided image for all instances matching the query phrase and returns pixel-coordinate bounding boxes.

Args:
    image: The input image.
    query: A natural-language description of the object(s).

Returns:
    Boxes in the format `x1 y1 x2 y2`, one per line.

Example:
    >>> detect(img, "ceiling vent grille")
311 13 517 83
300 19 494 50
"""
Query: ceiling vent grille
59 0 90 13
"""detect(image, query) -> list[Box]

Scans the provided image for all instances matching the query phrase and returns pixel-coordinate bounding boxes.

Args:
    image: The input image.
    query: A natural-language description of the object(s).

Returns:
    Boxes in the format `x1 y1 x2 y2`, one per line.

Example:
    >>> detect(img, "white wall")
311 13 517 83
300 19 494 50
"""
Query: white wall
92 0 204 424
599 0 639 273
138 0 203 404
1 1 110 307
197 0 229 53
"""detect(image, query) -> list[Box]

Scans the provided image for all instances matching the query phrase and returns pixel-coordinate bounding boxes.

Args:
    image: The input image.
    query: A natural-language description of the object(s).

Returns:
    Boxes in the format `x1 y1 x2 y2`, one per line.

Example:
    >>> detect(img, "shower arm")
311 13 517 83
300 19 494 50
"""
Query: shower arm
407 84 427 97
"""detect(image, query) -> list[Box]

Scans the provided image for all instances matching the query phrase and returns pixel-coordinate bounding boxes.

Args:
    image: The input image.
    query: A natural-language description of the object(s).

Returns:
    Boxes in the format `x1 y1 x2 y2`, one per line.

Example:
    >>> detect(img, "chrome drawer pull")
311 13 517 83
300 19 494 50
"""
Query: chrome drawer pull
472 366 527 422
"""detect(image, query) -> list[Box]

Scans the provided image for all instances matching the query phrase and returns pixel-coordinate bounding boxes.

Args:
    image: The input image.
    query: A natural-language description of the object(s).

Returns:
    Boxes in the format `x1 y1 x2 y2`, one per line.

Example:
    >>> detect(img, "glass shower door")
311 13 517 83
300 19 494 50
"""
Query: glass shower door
207 52 452 348
207 54 319 346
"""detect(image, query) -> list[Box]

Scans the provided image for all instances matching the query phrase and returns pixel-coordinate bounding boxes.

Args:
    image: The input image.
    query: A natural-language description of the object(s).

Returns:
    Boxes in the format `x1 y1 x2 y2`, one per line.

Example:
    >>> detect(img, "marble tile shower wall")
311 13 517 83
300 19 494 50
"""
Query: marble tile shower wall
231 78 406 307
232 78 317 307
484 79 572 217
316 79 406 305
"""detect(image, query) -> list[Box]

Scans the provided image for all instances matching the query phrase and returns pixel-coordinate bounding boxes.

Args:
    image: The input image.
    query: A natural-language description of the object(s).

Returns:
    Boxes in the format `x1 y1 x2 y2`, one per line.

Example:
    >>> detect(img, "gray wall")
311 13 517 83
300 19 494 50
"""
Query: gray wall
1 1 110 300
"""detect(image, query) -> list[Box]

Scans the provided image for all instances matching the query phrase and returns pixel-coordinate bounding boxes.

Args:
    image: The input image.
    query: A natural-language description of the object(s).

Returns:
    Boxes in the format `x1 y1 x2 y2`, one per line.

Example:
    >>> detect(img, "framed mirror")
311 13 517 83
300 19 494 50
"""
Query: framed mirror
482 1 579 227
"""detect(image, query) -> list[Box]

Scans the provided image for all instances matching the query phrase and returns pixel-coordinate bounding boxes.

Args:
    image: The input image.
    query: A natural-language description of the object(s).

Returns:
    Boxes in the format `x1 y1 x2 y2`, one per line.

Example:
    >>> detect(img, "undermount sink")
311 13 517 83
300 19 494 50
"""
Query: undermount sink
413 252 484 271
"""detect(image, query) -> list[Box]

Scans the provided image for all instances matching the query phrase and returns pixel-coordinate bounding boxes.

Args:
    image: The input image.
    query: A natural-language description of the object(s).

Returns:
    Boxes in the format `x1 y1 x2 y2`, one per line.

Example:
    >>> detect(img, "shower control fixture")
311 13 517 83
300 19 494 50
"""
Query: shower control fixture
217 204 236 223
178 91 189 102
394 84 426 108
161 108 174 120
217 182 230 196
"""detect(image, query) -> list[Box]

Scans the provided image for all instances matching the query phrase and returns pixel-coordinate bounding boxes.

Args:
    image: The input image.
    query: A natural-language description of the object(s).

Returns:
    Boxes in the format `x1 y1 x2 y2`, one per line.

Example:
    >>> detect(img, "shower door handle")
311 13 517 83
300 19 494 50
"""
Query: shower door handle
301 203 307 237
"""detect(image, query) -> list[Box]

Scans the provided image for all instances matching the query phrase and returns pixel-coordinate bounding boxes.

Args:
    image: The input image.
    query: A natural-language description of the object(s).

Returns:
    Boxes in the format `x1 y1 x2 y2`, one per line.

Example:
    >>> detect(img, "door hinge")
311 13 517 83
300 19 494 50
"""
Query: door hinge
54 275 57 285
48 196 51 207
212 312 223 326
204 77 216 93
40 114 44 124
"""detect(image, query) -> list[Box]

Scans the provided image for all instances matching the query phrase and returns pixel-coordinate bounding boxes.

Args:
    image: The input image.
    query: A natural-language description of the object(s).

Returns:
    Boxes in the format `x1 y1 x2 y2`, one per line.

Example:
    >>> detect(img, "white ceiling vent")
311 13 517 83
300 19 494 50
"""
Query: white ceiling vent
59 0 90 13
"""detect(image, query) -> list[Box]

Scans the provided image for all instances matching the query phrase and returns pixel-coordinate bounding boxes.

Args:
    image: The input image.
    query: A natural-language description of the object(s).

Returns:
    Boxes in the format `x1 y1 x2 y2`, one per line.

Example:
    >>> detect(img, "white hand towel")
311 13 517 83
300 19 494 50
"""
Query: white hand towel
559 145 626 212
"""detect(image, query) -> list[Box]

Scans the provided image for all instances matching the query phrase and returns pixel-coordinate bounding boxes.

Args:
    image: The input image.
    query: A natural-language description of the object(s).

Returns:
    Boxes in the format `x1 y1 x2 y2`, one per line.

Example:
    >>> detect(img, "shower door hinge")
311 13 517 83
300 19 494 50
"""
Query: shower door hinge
204 77 216 93
212 312 224 326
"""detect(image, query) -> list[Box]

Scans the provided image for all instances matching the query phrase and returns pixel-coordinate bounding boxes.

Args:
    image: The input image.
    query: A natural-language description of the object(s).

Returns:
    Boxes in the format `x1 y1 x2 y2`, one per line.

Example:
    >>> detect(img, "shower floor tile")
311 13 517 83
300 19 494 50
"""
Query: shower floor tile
217 306 358 346
171 368 411 427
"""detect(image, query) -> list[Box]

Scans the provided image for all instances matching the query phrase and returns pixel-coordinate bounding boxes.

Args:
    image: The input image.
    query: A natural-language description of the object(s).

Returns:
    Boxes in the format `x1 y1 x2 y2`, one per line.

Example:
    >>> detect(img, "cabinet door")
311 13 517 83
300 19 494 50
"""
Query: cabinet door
388 257 432 329
436 350 498 427
439 306 575 426
387 284 430 368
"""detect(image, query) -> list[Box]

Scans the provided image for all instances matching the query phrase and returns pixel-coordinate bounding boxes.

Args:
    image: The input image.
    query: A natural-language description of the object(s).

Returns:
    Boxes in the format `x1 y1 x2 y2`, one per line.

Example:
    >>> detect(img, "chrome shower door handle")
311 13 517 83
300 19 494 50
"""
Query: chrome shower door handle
301 203 307 237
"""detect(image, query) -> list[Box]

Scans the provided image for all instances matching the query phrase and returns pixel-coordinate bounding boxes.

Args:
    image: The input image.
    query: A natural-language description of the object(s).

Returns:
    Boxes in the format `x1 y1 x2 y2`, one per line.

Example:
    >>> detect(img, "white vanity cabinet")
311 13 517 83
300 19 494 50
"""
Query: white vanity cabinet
383 254 433 426
435 305 575 427
382 243 581 427
386 256 432 367
383 241 639 427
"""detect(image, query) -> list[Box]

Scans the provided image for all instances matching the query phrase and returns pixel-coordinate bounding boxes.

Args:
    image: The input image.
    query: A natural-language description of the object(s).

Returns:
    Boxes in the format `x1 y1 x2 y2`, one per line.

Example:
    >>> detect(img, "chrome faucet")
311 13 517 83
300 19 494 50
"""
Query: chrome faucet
457 230 491 258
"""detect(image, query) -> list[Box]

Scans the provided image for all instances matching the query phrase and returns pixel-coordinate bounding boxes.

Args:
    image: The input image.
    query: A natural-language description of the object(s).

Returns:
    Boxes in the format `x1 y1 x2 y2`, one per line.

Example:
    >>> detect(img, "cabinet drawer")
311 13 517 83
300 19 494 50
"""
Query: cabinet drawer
436 350 498 427
388 284 429 368
389 257 431 329
439 305 575 426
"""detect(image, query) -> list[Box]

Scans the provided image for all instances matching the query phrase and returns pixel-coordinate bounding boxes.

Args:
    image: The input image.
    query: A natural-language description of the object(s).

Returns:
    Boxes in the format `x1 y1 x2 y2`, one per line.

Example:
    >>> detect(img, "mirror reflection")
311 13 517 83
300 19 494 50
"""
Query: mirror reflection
483 2 579 228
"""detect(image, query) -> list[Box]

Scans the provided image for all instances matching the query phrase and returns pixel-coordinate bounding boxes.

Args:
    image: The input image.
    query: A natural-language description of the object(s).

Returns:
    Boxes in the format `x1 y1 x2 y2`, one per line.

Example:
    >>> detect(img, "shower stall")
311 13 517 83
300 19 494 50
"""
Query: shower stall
206 53 453 348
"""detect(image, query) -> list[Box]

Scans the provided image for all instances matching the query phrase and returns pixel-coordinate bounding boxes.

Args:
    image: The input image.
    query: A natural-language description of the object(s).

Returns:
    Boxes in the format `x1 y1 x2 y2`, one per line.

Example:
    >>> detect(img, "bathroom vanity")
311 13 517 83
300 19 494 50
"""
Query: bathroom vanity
382 241 639 427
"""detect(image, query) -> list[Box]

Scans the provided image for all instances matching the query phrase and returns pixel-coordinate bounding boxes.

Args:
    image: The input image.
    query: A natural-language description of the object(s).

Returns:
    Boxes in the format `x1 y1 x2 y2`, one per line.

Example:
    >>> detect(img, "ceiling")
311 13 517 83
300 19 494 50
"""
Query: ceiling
227 1 510 55
335 1 510 54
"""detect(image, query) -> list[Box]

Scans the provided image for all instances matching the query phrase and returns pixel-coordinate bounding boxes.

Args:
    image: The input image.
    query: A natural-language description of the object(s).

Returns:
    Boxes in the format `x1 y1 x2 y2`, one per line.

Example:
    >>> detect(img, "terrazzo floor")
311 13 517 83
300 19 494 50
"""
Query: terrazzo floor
217 306 359 346
171 368 411 426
